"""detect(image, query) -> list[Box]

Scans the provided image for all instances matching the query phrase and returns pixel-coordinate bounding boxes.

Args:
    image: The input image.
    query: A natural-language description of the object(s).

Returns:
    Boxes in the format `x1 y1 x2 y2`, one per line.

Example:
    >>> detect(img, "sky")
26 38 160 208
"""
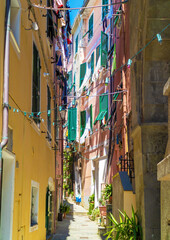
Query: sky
68 0 84 26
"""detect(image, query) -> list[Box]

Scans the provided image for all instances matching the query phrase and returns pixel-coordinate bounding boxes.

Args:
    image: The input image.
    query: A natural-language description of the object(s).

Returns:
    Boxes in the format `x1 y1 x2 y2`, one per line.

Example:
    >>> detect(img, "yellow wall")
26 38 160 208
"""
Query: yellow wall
1 1 56 239
124 191 136 218
0 0 6 134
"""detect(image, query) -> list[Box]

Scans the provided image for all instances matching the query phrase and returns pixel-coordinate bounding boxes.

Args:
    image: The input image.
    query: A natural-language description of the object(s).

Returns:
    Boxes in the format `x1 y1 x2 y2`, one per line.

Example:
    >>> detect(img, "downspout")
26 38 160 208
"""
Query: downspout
0 0 11 211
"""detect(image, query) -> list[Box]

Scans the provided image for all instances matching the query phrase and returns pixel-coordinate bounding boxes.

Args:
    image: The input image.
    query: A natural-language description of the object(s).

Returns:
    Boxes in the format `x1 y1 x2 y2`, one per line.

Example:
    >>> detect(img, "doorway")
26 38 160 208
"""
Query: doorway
0 149 15 240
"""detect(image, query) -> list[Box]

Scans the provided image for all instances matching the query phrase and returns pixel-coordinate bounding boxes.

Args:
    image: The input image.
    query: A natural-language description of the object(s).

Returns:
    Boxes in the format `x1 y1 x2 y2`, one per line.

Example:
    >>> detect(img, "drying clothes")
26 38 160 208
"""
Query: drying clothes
107 5 113 19
103 16 107 32
54 0 63 14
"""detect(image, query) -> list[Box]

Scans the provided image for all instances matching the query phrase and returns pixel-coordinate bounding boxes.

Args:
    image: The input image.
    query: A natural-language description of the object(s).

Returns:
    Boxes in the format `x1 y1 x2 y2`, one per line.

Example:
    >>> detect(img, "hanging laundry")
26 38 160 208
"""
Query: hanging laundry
103 16 107 32
67 38 72 44
107 5 113 19
60 17 66 27
57 55 62 66
54 0 63 14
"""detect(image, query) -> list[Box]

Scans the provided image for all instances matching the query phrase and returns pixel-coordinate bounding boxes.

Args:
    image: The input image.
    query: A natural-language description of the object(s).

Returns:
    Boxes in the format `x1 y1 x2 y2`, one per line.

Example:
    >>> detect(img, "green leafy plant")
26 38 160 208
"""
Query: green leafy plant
91 207 100 221
102 184 112 201
88 194 95 215
104 207 142 240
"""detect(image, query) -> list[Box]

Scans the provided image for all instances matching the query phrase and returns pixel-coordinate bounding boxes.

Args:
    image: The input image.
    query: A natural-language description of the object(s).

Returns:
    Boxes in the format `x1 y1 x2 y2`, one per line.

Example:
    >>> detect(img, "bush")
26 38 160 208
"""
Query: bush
104 207 142 240
91 207 100 221
88 194 95 215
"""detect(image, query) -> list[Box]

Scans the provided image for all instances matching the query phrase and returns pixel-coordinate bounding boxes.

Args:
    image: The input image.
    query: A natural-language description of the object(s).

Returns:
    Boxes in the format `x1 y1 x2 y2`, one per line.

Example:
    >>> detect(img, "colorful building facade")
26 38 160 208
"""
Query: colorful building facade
0 0 70 239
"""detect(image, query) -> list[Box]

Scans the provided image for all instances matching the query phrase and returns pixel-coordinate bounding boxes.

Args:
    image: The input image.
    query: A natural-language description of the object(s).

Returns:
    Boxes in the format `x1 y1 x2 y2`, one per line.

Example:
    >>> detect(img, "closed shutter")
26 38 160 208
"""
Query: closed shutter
80 111 86 137
102 0 108 20
91 52 94 75
88 14 93 41
68 71 72 89
80 63 86 87
100 94 108 120
96 45 100 66
75 35 78 53
100 31 108 68
68 108 77 141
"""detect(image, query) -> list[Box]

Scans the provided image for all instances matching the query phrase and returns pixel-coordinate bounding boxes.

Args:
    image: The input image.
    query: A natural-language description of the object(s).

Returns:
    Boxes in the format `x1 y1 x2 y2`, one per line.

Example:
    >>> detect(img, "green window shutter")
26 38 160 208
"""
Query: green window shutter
80 63 86 87
73 73 76 92
94 111 107 125
68 108 77 141
80 111 86 137
88 14 93 41
96 45 100 66
91 52 94 75
68 71 72 89
75 35 78 53
100 94 108 120
100 31 108 68
102 0 108 20
90 104 93 130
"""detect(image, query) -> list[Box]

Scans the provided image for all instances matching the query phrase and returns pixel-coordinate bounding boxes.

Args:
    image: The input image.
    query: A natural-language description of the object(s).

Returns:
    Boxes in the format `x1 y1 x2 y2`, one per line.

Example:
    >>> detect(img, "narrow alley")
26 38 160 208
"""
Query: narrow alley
52 200 103 240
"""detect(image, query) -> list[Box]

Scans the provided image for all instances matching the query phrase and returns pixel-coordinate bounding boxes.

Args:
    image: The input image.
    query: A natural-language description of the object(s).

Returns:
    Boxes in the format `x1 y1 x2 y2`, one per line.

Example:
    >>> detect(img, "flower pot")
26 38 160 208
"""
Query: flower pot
99 206 107 216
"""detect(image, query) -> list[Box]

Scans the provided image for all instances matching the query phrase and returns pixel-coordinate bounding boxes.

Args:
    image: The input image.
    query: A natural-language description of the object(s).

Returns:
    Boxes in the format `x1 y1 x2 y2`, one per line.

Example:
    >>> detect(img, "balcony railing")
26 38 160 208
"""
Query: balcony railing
119 153 135 183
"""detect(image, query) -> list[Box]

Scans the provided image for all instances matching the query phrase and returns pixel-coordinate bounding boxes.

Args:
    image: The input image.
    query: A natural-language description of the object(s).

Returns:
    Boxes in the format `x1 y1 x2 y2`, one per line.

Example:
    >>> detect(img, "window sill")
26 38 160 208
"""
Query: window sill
30 120 41 135
30 224 38 232
10 31 20 58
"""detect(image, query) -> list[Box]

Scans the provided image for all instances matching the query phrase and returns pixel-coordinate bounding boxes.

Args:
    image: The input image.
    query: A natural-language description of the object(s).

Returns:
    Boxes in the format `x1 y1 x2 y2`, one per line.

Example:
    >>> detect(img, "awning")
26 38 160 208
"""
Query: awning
94 111 107 125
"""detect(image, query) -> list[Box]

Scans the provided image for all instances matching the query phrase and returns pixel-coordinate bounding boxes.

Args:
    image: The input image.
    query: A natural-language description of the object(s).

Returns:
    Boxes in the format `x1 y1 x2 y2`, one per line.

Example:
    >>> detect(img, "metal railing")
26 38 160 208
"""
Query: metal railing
120 153 135 183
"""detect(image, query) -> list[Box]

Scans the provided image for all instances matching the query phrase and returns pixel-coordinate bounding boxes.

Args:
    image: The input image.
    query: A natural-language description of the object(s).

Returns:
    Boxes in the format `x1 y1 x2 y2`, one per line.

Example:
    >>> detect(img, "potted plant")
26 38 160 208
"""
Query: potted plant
102 184 112 204
58 203 64 221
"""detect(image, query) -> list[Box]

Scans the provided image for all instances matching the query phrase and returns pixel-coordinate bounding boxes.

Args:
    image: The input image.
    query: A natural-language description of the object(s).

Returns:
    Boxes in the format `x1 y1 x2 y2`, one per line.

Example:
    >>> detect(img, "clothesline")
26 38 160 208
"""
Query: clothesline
31 1 128 11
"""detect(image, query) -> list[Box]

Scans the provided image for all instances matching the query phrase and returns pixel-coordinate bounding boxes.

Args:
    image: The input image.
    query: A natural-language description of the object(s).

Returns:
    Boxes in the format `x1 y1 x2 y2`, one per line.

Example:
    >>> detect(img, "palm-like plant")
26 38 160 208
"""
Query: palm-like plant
104 207 142 240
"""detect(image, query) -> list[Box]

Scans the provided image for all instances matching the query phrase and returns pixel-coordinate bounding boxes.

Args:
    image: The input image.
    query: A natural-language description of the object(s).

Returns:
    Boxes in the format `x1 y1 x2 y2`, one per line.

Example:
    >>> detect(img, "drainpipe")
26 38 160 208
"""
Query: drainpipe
0 0 11 212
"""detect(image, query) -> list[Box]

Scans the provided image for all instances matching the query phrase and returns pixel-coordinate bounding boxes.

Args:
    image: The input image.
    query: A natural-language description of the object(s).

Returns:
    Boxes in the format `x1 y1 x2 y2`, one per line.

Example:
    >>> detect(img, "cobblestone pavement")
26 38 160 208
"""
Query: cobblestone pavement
52 200 103 240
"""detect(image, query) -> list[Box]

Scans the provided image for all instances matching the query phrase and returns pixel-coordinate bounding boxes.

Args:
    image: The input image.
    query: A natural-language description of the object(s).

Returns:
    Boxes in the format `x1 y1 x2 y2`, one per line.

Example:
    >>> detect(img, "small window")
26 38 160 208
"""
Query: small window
32 43 41 125
102 0 108 20
30 181 39 230
75 35 78 54
47 0 54 42
88 13 93 42
10 0 21 47
47 85 51 141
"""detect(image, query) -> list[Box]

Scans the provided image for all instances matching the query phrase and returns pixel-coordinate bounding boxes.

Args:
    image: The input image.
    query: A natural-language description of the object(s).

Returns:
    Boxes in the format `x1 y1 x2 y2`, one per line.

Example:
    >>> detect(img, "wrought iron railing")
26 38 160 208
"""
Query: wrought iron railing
119 153 135 183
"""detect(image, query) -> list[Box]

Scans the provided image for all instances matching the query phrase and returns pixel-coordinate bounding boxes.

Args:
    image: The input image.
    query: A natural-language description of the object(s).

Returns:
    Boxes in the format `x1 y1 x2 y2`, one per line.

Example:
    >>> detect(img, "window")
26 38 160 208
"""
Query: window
32 43 41 125
68 108 77 141
100 31 108 68
88 13 93 42
47 0 54 42
10 0 21 47
94 94 108 125
47 86 51 140
102 0 108 20
90 104 93 131
80 63 86 87
96 45 100 66
91 52 94 76
30 181 39 230
75 35 78 54
80 111 86 137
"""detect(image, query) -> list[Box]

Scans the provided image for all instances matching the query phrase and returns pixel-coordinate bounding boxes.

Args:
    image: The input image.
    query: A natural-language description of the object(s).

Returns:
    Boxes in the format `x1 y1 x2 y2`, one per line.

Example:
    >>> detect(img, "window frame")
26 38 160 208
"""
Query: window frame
32 42 41 126
102 0 108 21
88 13 94 42
30 180 39 232
47 85 51 142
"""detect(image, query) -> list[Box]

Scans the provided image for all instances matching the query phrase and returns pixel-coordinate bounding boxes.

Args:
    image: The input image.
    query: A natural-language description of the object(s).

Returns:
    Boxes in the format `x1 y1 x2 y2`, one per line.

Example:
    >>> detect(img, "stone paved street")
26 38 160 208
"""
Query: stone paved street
52 200 103 240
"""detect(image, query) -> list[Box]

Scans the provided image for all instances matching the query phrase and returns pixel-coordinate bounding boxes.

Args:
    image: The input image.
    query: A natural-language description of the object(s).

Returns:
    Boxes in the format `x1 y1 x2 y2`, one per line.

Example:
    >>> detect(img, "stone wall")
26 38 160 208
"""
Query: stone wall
130 0 170 239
